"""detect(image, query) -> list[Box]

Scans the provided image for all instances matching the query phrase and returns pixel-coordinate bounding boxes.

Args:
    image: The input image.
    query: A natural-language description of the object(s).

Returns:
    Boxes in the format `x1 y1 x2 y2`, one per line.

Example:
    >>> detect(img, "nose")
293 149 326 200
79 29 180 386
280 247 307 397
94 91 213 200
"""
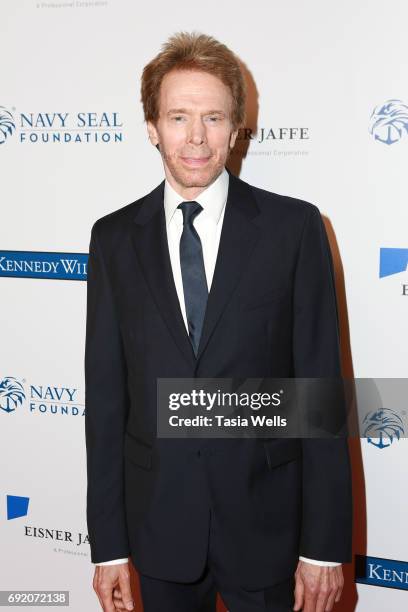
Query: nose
188 117 206 146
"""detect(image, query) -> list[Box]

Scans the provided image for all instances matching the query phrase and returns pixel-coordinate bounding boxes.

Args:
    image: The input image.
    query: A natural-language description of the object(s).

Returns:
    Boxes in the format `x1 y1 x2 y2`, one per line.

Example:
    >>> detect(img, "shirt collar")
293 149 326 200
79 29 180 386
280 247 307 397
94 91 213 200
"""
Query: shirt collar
164 167 229 227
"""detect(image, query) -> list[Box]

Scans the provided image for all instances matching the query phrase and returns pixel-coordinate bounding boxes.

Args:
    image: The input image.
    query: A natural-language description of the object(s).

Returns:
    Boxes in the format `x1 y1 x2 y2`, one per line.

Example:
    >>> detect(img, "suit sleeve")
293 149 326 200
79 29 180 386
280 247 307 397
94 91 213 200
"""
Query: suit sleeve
292 204 353 563
84 222 131 563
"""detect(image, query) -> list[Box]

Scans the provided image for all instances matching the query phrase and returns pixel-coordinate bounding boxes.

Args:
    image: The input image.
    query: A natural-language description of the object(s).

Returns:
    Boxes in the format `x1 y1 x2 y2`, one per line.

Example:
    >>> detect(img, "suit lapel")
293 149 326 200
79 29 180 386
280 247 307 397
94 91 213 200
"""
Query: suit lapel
130 181 197 368
195 171 261 362
129 172 261 368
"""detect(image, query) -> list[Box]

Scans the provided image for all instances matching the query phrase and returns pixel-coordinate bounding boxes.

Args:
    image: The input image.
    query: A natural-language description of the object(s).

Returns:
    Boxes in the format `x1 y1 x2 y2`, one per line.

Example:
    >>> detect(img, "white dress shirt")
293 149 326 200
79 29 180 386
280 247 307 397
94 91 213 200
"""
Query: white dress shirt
95 168 339 568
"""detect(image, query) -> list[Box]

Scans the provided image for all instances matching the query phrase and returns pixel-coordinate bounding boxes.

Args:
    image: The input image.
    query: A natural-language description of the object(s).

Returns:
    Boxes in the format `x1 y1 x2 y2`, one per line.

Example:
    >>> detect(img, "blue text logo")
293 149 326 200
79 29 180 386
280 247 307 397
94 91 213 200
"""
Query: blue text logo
355 555 408 590
0 251 88 280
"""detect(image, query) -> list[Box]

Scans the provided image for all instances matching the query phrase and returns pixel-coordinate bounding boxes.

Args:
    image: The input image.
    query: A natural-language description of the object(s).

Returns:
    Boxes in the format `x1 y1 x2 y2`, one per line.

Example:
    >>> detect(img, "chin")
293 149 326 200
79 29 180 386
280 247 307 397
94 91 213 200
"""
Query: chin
176 166 222 188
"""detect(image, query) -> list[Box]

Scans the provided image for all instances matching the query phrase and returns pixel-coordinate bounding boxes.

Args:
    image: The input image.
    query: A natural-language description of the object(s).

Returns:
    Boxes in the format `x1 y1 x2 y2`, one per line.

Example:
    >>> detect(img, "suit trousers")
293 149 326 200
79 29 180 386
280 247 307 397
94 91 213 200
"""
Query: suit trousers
138 506 296 612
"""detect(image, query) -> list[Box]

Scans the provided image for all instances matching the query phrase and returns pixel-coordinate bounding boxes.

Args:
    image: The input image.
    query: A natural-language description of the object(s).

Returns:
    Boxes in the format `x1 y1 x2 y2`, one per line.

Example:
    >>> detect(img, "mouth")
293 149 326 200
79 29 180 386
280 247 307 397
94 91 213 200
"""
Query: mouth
180 156 211 167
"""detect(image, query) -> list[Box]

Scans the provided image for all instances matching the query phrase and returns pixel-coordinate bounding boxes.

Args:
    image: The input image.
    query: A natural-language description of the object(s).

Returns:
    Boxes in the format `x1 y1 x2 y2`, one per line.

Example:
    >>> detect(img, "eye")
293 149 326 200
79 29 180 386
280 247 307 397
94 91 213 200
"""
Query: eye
206 116 220 123
172 115 186 123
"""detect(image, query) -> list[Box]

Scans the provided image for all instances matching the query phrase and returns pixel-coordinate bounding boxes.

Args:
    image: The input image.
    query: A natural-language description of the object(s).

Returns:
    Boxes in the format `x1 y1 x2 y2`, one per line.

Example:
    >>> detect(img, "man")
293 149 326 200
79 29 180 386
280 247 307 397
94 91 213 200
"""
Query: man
85 32 352 612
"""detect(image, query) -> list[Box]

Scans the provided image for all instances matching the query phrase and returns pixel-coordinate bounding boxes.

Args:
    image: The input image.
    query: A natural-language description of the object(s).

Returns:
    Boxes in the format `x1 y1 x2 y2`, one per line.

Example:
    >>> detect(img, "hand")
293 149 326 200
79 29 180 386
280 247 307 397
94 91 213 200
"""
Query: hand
293 560 344 612
93 562 134 611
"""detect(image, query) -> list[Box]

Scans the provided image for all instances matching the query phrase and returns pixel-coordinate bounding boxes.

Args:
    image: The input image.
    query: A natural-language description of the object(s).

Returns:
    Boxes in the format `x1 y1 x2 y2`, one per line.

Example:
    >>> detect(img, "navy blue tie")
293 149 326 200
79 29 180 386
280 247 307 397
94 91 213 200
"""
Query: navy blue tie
177 201 208 356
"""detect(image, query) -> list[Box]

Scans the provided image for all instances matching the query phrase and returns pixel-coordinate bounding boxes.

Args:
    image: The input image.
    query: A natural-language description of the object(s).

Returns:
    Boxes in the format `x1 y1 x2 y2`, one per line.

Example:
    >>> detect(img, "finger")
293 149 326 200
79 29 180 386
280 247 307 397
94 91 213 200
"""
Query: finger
334 572 344 602
113 599 127 612
316 591 329 612
113 591 125 607
93 574 105 611
95 592 104 611
303 583 318 612
325 591 337 612
315 570 330 612
324 570 339 611
99 585 116 612
118 569 134 611
293 573 305 611
113 592 124 603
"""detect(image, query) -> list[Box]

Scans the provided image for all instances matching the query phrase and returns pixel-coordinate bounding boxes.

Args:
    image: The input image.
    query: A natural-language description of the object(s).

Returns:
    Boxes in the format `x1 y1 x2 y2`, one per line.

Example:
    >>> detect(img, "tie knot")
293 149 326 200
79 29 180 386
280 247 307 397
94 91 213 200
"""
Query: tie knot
177 201 203 225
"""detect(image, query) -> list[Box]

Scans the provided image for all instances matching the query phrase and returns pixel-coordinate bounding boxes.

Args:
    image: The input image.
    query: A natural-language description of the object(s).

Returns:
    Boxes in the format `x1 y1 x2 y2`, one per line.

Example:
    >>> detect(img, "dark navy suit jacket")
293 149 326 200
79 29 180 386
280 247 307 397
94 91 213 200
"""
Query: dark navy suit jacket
84 170 352 589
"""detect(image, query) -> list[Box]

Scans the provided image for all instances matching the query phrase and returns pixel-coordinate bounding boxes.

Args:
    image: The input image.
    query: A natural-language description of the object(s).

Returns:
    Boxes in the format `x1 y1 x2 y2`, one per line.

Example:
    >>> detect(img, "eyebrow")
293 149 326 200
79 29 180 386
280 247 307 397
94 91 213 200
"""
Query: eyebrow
167 109 226 116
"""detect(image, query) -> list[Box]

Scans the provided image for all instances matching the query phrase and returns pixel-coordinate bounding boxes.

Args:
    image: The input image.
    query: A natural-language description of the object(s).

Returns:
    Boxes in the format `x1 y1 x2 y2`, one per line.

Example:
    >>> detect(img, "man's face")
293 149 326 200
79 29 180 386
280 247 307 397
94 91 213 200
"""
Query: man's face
147 69 238 198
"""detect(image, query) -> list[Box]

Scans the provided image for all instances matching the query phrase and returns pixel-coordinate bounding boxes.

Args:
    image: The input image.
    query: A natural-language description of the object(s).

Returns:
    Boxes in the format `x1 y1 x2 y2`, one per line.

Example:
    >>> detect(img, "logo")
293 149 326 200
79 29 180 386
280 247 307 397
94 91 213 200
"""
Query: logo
0 377 25 413
0 375 83 417
237 126 309 143
379 248 408 296
5 495 89 557
355 555 408 590
7 495 30 520
379 248 408 278
362 407 404 449
0 106 15 144
25 525 89 547
0 251 88 280
0 106 123 145
369 99 408 145
232 125 311 159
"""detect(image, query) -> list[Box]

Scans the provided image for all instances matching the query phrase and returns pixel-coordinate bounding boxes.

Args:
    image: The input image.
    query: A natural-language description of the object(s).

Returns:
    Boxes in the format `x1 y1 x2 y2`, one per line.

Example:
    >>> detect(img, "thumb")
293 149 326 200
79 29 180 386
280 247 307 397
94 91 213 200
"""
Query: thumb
118 570 134 611
293 573 304 611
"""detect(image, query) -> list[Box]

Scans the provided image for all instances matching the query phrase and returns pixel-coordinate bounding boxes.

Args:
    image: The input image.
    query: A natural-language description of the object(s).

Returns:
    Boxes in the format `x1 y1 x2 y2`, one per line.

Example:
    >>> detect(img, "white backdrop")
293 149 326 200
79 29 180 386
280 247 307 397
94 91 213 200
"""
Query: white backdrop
1 1 407 610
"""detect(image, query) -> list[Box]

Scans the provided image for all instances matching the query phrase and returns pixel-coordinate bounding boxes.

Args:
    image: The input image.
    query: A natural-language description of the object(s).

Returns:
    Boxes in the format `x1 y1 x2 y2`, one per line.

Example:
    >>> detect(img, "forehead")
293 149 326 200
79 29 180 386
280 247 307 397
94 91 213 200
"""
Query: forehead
159 69 232 112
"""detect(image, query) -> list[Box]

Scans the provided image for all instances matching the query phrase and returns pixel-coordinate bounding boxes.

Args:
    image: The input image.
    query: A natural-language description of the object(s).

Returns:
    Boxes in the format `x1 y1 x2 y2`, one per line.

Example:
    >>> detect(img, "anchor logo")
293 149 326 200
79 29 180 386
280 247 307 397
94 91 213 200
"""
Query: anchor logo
363 407 404 449
369 99 408 145
0 376 25 413
0 106 15 145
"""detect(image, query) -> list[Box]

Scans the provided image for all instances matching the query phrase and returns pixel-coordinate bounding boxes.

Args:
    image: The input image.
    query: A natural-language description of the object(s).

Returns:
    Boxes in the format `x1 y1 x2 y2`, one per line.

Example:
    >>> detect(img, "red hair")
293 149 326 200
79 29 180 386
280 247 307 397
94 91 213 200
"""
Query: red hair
141 31 246 129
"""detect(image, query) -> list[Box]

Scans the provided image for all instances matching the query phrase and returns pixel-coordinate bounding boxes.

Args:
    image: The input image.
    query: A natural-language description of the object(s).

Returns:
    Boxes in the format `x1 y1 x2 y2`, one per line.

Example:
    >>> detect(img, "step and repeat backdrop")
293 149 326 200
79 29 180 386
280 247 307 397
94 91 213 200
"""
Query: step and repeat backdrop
1 1 407 610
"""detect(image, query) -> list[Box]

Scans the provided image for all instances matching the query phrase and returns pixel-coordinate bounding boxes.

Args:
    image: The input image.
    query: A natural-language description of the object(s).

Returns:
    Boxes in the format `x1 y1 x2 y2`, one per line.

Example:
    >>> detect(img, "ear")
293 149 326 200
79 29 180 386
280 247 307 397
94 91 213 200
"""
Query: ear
229 127 239 149
147 120 159 146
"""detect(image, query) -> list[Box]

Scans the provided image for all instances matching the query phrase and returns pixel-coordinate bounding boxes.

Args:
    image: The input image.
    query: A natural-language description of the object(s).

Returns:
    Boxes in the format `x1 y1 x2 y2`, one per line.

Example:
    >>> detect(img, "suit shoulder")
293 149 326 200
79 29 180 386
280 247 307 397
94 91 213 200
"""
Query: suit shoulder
90 198 143 239
248 181 320 220
90 182 162 239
